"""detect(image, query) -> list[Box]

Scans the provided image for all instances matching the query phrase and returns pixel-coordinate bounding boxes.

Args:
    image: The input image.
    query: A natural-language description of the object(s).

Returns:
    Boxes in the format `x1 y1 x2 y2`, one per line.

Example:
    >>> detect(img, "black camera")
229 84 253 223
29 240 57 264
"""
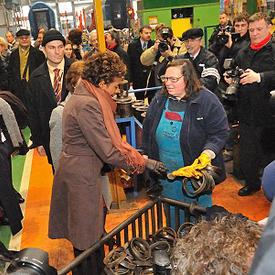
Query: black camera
225 66 244 99
158 28 172 52
217 25 234 45
6 248 57 275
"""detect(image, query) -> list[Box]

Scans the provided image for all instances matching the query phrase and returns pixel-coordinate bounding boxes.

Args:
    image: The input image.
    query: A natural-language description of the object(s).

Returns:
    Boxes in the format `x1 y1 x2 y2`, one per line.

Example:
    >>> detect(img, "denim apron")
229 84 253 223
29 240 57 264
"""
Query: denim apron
156 99 212 228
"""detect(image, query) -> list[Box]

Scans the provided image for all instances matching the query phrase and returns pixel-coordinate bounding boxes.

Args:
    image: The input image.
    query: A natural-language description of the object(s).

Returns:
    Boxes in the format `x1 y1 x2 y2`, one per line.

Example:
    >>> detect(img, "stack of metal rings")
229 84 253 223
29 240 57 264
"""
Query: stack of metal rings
103 227 178 274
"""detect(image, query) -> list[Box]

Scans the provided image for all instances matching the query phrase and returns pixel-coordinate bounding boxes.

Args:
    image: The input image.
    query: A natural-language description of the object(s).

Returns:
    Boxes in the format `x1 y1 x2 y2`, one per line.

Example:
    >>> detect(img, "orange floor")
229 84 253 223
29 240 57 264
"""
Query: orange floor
19 149 271 271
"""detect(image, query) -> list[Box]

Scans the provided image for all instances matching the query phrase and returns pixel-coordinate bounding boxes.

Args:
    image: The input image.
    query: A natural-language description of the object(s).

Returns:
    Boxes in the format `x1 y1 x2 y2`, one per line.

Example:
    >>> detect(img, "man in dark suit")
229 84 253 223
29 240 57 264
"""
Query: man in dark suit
7 29 45 107
27 30 73 168
127 25 155 101
105 30 129 69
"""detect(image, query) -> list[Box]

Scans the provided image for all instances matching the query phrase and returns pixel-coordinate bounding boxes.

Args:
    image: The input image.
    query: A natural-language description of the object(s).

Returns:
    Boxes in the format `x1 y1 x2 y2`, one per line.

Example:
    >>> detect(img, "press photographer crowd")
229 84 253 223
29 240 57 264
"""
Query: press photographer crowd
1 4 275 275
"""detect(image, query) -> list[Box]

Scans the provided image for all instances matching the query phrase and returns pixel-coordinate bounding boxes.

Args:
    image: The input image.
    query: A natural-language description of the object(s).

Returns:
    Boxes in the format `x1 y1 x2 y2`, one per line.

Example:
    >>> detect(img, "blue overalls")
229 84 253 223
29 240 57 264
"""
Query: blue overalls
156 99 212 228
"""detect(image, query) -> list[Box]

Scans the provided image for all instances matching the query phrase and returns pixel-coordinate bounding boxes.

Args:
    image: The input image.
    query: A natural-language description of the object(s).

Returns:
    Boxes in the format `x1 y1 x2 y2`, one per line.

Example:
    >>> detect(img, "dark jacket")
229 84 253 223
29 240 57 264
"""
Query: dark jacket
217 31 250 73
234 38 275 126
0 125 23 235
176 47 220 95
7 46 45 105
141 90 228 183
208 21 233 56
27 57 74 164
111 44 129 69
127 38 155 89
0 58 9 91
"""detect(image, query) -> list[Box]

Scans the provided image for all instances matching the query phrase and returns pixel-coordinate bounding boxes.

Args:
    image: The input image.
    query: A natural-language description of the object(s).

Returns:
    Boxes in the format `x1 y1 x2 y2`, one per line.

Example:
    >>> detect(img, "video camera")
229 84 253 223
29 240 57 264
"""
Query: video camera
158 28 173 53
223 58 244 100
217 25 240 45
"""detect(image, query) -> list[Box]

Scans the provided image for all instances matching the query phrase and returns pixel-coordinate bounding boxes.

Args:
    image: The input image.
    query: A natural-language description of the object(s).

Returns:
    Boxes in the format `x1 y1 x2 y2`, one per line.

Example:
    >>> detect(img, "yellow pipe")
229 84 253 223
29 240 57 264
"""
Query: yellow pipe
94 0 106 52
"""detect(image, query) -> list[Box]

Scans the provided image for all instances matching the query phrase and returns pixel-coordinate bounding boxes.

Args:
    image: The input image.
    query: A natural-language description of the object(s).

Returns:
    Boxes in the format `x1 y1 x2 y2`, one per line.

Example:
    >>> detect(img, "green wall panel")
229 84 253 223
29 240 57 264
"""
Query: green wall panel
193 4 220 47
141 3 220 43
143 0 218 9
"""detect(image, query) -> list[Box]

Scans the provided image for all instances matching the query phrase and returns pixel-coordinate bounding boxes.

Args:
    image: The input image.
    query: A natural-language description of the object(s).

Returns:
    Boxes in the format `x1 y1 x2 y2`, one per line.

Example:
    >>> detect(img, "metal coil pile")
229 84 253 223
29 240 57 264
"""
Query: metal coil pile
103 226 185 275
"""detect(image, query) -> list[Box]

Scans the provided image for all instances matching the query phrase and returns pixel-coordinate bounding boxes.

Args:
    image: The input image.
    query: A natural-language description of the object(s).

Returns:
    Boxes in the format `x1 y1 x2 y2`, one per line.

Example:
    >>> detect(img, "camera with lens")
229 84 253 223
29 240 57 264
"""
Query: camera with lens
224 66 244 100
6 248 57 275
217 25 235 45
158 28 172 53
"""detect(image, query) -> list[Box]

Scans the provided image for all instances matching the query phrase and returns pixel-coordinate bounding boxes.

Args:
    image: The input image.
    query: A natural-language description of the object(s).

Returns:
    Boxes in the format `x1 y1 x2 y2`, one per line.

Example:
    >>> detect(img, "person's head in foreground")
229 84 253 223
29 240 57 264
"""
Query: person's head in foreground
172 215 262 275
82 50 126 96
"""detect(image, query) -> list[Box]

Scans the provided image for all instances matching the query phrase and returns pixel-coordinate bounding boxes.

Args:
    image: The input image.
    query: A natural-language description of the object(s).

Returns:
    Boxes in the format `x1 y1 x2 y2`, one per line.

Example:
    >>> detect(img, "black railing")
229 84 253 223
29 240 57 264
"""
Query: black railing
57 196 206 274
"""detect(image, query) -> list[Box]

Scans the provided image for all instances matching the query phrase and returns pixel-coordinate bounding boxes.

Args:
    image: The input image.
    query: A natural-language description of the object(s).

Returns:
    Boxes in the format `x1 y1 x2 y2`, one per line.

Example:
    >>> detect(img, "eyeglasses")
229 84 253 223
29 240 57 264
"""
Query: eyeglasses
160 75 183 83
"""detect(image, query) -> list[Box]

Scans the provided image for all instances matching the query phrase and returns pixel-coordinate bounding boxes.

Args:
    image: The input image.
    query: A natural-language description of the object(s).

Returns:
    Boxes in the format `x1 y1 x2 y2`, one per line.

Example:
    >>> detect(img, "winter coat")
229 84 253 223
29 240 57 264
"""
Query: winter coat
217 31 250 73
140 90 228 183
7 46 44 105
0 125 23 235
176 47 220 96
27 57 74 164
48 81 132 250
127 38 155 89
234 38 275 126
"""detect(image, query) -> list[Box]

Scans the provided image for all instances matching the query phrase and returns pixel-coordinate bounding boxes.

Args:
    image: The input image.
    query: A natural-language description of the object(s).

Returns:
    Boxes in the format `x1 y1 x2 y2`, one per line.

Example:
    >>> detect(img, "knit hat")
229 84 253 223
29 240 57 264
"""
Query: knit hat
16 29 30 37
182 28 203 41
42 30 65 46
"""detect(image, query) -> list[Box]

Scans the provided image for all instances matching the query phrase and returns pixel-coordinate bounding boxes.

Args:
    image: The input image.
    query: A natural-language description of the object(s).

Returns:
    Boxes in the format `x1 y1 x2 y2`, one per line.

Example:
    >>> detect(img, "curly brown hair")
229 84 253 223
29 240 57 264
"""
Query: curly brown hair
82 50 126 87
68 29 83 46
66 61 85 92
172 215 262 275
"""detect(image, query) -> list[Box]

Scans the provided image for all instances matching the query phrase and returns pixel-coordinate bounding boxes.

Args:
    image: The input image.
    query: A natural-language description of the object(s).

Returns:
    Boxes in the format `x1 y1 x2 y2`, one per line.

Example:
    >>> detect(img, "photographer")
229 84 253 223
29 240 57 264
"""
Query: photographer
224 12 275 196
140 25 186 86
218 13 250 76
209 12 233 57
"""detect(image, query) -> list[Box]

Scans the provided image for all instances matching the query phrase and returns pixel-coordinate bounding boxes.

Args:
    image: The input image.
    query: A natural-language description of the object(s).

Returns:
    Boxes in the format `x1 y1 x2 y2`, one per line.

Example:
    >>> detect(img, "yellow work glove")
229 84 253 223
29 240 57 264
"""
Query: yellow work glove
192 153 211 171
170 165 203 179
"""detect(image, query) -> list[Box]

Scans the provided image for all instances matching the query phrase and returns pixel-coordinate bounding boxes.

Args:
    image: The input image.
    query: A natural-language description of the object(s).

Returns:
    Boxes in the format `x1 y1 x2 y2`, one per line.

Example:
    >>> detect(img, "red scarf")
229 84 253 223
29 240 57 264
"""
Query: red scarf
107 43 117 50
251 33 271 50
81 79 145 174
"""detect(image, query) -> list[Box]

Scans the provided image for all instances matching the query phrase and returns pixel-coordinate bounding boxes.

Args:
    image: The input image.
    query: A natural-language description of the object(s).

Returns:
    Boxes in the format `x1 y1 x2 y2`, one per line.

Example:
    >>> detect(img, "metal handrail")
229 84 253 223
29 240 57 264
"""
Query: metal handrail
57 196 206 274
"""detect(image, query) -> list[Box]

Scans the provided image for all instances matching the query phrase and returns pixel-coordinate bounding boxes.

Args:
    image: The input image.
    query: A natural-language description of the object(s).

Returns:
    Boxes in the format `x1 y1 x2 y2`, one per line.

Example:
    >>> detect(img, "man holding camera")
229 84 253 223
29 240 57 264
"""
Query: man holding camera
140 25 186 87
176 28 220 95
224 12 275 196
209 12 233 57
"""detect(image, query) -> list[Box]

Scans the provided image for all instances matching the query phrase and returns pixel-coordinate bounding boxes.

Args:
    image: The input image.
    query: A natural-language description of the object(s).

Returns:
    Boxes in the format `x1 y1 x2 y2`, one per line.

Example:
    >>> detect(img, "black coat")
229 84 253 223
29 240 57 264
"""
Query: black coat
0 58 8 91
208 21 233 56
110 45 129 80
177 47 220 95
234 38 275 126
127 38 155 89
0 125 23 235
7 46 45 105
27 57 74 164
217 32 250 73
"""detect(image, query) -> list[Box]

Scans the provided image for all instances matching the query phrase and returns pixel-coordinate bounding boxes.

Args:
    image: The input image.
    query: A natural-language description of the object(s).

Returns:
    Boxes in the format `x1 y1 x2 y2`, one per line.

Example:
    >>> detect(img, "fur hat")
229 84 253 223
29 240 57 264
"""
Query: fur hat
16 29 30 37
182 28 203 41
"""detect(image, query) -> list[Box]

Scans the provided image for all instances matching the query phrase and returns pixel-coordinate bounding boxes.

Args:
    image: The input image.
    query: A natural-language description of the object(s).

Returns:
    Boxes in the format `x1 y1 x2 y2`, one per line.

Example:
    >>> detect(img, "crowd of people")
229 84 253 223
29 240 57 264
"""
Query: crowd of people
0 9 275 275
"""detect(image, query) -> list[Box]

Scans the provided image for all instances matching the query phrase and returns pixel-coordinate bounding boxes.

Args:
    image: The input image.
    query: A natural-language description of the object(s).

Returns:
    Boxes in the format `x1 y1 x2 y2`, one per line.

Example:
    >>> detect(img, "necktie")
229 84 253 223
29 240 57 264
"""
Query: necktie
142 42 147 51
53 68 62 102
